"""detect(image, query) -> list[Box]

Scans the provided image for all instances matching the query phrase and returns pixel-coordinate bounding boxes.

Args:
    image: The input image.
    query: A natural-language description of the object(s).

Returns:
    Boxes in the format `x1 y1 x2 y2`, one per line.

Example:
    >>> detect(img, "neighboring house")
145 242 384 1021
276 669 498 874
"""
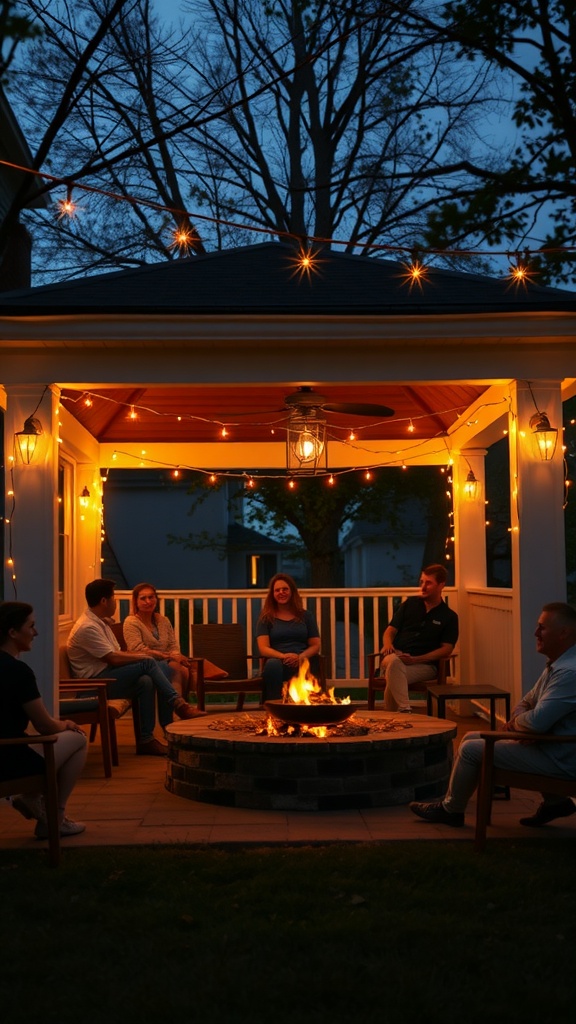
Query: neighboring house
0 86 48 291
101 469 288 590
342 502 429 587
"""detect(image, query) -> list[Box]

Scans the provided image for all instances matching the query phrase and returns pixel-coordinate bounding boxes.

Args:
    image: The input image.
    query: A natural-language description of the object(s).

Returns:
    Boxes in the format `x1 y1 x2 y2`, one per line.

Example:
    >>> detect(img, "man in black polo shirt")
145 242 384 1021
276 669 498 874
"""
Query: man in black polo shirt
379 564 458 712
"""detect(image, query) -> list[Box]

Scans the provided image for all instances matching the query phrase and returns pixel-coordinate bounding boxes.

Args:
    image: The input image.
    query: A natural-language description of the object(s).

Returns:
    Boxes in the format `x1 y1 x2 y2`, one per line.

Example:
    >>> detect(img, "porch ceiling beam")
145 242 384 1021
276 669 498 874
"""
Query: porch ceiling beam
100 437 479 470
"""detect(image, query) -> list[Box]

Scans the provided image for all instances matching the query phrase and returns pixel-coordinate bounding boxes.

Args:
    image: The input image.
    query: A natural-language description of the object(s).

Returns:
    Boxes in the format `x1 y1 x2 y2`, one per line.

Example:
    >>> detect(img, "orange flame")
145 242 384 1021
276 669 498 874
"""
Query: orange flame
285 658 322 703
283 659 351 707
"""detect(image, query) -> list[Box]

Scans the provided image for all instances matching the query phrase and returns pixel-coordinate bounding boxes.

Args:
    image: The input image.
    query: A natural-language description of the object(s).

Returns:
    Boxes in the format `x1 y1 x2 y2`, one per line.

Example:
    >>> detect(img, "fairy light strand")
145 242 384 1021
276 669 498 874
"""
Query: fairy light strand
2 159 576 269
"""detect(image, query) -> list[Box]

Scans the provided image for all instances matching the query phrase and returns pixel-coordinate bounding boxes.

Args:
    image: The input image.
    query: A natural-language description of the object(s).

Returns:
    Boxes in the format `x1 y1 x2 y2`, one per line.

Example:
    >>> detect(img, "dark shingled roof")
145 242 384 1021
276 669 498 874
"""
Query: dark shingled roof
227 523 282 550
1 241 575 315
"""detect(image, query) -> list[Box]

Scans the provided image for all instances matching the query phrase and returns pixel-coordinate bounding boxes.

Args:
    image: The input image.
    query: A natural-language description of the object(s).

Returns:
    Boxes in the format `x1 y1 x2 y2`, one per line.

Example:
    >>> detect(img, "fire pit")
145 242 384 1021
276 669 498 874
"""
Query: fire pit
165 709 457 811
264 700 361 727
264 658 359 729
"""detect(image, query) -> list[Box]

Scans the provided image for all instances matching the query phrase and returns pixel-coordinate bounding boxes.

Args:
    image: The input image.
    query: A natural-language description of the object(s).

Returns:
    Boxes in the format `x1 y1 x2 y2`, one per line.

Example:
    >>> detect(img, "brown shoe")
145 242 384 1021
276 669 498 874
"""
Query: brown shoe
136 738 167 757
173 698 207 720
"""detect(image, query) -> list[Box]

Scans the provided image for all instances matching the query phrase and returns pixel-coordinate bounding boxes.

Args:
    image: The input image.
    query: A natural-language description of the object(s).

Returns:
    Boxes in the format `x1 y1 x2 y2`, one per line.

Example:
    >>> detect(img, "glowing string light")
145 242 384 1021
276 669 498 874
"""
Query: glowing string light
400 259 429 291
56 185 79 220
507 258 536 287
170 224 197 254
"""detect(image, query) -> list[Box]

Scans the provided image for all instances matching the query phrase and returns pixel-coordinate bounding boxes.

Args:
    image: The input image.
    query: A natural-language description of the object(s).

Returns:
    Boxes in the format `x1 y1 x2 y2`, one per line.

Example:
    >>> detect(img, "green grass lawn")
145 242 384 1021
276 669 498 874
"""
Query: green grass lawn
1 841 575 1023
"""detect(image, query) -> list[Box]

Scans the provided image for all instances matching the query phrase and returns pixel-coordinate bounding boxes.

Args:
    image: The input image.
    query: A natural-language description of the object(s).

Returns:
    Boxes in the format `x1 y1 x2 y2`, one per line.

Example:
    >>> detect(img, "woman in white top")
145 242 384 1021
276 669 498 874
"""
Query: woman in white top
123 583 192 698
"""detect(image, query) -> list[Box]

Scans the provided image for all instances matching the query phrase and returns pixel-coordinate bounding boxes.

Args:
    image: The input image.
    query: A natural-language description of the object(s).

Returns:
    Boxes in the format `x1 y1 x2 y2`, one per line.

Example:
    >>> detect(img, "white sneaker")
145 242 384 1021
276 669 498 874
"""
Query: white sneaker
35 816 86 839
59 817 86 837
11 793 45 821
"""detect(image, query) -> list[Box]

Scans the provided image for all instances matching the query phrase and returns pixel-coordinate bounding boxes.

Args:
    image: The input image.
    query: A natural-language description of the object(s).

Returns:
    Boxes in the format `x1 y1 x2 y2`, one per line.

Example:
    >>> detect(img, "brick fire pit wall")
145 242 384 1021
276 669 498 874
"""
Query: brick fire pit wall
165 711 457 811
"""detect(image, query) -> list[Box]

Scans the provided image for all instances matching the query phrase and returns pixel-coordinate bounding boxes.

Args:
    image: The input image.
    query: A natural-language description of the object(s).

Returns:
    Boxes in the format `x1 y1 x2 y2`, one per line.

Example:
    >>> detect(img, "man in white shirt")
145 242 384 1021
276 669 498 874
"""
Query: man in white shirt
67 579 204 757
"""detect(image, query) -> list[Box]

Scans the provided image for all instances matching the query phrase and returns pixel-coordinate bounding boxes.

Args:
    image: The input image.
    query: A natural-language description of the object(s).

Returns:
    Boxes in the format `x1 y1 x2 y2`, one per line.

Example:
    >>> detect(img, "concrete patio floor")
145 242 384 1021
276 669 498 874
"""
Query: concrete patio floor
2 706 575 852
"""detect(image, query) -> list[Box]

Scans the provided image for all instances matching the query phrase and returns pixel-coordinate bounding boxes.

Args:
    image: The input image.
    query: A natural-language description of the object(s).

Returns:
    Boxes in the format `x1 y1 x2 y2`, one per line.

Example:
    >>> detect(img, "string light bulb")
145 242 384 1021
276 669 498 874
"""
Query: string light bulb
507 258 535 286
56 185 78 219
400 259 429 291
170 224 196 254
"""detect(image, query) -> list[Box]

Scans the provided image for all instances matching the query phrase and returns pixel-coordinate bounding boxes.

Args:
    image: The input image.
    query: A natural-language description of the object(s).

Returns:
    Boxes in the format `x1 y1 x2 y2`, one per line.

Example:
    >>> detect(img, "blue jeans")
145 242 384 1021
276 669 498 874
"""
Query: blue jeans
444 731 576 814
96 659 178 743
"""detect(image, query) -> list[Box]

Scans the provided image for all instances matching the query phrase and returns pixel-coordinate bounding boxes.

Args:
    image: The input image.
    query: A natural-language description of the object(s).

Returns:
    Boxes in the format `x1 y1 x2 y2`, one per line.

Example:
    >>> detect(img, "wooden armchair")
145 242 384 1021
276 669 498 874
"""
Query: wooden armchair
190 623 263 711
0 736 60 866
59 646 133 774
475 731 576 851
367 652 454 710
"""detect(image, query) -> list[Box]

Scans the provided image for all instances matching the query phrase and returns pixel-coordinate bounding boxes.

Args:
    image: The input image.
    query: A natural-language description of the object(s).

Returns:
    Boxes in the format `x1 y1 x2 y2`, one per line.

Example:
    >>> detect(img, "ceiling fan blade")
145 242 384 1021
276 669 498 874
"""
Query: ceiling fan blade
322 402 395 418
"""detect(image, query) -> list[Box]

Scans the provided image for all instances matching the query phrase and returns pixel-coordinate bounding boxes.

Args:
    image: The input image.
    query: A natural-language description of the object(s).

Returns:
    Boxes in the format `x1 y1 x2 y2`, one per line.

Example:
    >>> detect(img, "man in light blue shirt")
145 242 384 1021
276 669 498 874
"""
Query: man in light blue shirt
410 601 576 828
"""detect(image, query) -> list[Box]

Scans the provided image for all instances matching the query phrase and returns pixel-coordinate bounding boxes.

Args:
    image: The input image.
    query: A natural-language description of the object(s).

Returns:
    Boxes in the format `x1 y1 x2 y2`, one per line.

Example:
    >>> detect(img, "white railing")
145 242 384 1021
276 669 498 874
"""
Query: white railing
467 589 515 690
115 587 461 686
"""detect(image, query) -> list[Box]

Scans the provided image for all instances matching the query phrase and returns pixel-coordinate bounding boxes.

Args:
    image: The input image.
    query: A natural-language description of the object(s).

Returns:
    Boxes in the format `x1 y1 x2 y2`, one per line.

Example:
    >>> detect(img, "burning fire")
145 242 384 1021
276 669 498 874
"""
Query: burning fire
285 658 350 706
265 659 351 737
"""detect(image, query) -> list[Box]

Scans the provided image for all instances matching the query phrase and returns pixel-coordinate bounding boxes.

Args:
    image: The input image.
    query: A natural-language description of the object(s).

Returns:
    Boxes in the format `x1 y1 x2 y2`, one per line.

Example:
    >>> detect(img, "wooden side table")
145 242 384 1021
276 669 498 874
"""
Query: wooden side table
426 684 511 731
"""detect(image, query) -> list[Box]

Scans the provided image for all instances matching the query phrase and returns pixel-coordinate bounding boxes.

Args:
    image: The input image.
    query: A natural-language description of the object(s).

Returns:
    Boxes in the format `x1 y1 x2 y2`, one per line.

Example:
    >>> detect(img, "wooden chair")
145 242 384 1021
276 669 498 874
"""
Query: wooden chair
475 731 576 851
59 646 133 773
367 651 454 710
190 623 263 711
0 736 60 866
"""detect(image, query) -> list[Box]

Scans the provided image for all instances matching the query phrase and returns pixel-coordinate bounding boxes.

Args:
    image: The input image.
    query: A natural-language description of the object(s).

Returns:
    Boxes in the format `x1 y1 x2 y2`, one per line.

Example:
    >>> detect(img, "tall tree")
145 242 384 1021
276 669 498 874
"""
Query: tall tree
0 0 42 83
176 0 496 256
3 0 500 282
412 0 576 284
171 467 452 587
0 0 206 278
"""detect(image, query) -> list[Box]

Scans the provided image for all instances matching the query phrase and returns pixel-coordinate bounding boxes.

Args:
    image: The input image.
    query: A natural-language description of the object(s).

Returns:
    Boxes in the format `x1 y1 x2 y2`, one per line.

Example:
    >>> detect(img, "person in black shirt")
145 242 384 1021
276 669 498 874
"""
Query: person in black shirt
379 564 458 712
0 601 87 837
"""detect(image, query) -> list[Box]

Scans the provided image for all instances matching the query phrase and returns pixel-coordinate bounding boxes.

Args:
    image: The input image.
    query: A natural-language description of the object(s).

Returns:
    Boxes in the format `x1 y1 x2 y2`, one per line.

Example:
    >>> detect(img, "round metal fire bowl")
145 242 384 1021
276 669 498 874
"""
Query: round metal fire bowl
264 700 360 727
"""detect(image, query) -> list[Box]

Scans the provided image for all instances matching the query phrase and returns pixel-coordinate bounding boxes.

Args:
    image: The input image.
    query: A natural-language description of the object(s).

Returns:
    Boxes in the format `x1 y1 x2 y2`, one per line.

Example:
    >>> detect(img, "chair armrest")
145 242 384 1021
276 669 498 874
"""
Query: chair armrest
188 656 204 684
60 680 111 691
478 731 576 744
0 735 58 746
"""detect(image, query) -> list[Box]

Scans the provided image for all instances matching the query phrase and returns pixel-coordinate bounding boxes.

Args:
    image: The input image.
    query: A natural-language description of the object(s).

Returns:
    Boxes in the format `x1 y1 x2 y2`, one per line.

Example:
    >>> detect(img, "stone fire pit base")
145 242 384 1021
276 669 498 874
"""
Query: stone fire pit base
165 711 457 812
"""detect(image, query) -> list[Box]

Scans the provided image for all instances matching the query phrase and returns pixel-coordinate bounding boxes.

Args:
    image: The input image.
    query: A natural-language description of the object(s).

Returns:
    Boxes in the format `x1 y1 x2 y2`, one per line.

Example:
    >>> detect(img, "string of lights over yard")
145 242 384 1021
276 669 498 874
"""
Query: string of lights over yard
2 158 573 286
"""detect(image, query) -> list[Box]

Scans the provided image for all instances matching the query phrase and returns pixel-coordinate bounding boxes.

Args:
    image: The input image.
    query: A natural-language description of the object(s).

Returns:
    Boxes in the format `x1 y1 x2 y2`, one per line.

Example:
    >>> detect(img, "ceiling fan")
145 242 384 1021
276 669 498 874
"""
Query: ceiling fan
284 386 395 418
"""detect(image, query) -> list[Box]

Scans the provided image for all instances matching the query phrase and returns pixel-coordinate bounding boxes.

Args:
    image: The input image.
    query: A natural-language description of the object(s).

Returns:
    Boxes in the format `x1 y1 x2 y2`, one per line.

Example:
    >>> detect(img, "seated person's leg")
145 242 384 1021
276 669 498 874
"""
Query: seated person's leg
262 658 285 702
98 664 156 745
382 654 411 712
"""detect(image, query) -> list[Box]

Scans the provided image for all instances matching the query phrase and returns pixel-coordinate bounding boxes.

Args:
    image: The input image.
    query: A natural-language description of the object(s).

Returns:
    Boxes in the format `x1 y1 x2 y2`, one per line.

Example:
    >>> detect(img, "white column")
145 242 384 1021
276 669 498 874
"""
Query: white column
2 385 60 710
509 380 565 695
453 450 487 684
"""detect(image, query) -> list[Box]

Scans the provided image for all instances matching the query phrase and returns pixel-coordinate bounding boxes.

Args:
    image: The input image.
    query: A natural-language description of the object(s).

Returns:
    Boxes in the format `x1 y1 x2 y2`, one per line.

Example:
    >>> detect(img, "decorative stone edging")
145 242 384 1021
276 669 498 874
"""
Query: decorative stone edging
165 711 456 811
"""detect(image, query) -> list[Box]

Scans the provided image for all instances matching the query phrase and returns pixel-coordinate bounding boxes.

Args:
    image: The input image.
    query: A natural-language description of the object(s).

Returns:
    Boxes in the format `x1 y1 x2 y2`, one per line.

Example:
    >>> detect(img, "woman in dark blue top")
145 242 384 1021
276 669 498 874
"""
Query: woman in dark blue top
256 574 321 701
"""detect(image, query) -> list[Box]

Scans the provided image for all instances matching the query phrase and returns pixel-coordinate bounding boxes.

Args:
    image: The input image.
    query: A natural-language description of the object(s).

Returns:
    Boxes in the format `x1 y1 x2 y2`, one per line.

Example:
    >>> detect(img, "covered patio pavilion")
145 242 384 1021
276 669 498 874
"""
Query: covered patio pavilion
1 240 575 713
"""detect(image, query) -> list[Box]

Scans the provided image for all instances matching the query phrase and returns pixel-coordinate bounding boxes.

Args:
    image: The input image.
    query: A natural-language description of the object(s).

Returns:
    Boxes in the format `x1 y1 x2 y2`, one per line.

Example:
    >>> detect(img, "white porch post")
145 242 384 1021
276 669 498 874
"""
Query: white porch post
2 384 60 710
509 380 566 695
454 450 487 684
